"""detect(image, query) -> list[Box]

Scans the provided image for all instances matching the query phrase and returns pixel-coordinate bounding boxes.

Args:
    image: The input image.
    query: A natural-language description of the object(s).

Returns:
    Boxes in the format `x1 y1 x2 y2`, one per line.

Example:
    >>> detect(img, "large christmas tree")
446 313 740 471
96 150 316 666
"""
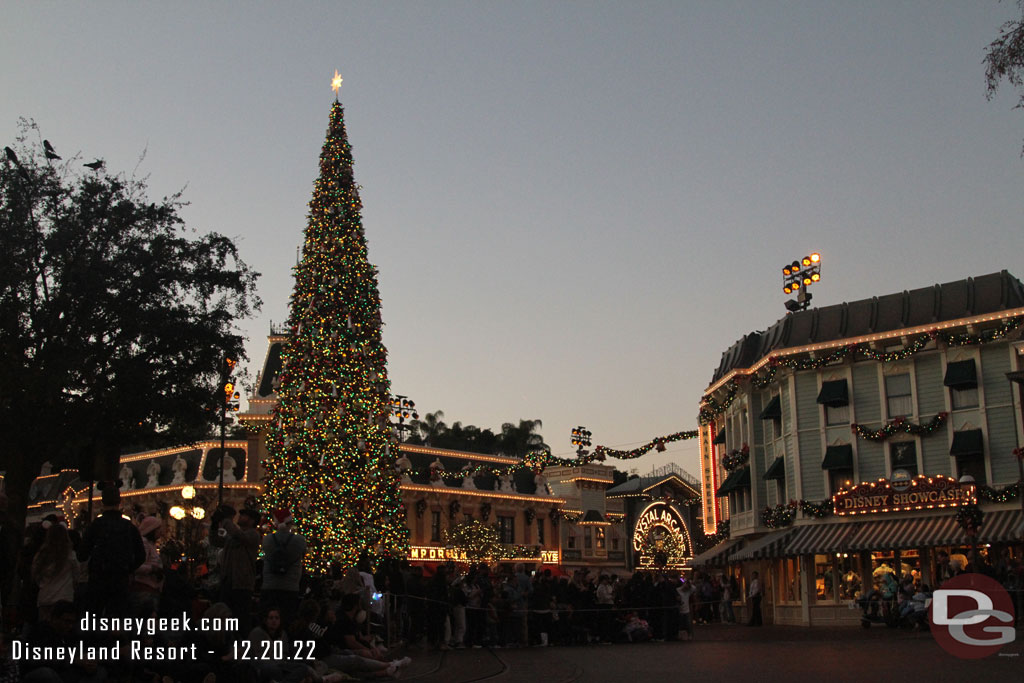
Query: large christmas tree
261 94 409 572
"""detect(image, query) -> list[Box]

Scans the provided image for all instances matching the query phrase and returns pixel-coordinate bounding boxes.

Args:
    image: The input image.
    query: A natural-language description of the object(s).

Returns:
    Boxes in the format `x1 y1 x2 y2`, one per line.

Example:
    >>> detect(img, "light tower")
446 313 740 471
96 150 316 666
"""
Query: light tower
782 252 822 313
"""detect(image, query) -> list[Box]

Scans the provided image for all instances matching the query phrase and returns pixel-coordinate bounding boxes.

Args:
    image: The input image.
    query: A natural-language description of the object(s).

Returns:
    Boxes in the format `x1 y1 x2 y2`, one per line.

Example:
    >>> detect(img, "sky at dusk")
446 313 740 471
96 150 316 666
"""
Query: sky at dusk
4 2 1024 478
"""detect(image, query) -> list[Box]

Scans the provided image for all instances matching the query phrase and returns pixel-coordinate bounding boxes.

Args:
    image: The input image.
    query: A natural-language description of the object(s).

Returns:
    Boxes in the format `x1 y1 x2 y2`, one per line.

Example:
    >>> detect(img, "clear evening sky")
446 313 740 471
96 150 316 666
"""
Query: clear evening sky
4 2 1023 478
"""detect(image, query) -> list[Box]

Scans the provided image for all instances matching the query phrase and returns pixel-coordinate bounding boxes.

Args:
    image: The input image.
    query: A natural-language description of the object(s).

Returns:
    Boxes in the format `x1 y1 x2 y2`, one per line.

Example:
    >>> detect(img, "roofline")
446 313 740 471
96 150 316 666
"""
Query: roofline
703 307 1024 398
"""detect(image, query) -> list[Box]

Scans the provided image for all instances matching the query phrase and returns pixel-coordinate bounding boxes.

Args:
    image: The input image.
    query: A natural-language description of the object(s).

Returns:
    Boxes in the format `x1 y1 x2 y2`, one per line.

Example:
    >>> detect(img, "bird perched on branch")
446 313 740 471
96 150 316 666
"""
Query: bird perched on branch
44 140 61 160
4 146 30 179
83 159 104 170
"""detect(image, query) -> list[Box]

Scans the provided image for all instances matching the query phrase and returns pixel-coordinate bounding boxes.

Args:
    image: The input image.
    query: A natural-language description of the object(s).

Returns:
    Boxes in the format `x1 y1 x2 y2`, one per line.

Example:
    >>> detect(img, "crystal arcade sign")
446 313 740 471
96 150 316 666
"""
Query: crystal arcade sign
833 474 976 516
632 501 693 569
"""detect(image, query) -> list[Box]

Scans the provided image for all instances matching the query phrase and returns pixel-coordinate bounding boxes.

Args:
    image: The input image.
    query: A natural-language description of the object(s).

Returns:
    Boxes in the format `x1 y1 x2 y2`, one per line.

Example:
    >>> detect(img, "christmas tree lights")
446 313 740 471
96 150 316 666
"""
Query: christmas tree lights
261 96 408 573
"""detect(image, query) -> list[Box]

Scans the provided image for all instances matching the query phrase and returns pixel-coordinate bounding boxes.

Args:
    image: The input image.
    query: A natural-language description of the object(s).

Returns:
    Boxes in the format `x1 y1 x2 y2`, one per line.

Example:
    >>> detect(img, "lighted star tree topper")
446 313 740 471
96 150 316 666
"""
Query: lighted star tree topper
261 74 409 572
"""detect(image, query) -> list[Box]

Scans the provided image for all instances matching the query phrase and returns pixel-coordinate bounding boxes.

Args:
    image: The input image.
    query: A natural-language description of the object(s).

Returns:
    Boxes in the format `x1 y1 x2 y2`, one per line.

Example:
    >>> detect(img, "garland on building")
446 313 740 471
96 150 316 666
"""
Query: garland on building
851 412 948 441
260 98 410 573
760 499 832 528
761 502 798 529
955 503 984 536
721 445 750 472
701 317 1024 423
976 482 1022 503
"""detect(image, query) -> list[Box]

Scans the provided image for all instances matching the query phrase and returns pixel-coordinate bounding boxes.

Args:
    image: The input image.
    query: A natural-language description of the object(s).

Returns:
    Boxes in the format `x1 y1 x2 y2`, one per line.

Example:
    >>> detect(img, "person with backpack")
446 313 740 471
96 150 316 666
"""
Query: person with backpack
259 508 306 629
77 483 146 618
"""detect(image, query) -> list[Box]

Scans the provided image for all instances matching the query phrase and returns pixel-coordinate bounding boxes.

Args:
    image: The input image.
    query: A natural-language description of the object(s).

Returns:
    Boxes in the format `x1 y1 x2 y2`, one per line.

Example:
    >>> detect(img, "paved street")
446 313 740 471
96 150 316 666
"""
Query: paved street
395 625 1022 682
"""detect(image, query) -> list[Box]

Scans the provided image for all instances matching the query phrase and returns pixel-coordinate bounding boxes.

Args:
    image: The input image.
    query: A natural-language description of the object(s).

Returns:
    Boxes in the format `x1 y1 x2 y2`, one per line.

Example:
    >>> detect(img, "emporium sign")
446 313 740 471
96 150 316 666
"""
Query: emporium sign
833 474 976 515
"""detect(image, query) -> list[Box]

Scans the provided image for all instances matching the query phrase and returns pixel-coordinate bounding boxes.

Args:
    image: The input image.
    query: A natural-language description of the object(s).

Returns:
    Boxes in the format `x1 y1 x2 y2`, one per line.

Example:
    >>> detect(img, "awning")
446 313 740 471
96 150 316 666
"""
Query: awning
763 457 785 481
715 470 739 497
950 429 983 458
691 537 745 567
759 395 782 421
846 514 963 551
785 522 859 555
816 380 849 407
943 360 978 389
975 510 1024 544
821 444 853 470
715 468 750 497
730 529 794 561
713 430 726 445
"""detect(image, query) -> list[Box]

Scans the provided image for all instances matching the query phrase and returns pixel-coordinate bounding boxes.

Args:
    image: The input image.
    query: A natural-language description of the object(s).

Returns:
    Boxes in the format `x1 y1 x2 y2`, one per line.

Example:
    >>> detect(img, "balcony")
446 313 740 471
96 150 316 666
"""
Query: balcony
730 509 756 533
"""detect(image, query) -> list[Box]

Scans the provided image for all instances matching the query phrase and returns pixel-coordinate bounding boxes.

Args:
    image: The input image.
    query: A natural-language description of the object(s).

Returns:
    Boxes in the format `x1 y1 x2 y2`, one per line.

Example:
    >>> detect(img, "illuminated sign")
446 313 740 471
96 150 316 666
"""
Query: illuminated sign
833 475 976 515
407 546 560 564
699 424 718 534
632 501 692 568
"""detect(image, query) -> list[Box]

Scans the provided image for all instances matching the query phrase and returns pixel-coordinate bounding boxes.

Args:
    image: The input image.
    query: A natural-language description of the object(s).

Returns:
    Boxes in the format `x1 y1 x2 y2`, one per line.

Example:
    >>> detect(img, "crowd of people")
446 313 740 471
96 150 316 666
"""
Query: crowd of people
378 564 757 650
0 486 412 682
4 483 1022 681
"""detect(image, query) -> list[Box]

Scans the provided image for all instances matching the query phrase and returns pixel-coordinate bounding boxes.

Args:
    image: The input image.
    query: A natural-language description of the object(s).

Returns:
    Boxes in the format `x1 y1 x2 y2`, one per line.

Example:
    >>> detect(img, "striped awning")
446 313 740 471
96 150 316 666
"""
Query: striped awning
785 522 859 555
691 537 745 567
975 510 1024 544
730 529 794 561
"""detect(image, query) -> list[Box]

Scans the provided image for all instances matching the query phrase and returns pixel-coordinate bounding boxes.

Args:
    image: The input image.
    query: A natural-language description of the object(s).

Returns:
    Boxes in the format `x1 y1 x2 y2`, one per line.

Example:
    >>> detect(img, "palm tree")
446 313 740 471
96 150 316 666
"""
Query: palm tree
498 419 548 458
413 410 448 445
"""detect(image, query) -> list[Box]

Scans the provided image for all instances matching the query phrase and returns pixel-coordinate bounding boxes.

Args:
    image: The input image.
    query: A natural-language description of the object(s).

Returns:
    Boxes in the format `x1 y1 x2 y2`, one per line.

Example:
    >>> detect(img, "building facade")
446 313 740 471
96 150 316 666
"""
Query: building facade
695 271 1024 626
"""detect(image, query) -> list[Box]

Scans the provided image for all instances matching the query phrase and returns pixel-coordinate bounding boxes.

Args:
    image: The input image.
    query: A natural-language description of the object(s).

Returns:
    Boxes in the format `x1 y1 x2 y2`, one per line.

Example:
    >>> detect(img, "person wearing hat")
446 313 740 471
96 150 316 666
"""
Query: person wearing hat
259 508 307 628
130 516 164 616
77 483 146 618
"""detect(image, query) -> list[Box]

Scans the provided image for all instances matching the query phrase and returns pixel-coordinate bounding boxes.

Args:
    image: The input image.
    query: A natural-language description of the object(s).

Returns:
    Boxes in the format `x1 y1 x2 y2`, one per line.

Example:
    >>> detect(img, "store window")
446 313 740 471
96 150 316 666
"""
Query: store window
611 537 619 551
885 373 913 418
431 511 442 542
814 555 837 602
777 558 801 604
567 533 576 550
537 519 545 545
584 527 593 550
595 527 606 550
890 442 918 477
498 515 515 544
837 555 861 600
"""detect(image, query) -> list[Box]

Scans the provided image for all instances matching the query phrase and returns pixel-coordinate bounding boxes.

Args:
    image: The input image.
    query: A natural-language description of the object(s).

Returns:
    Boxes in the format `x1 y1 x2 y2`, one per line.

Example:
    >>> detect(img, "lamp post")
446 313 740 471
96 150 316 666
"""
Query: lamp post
170 485 206 579
218 357 240 507
782 252 822 313
571 426 592 458
391 394 418 442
